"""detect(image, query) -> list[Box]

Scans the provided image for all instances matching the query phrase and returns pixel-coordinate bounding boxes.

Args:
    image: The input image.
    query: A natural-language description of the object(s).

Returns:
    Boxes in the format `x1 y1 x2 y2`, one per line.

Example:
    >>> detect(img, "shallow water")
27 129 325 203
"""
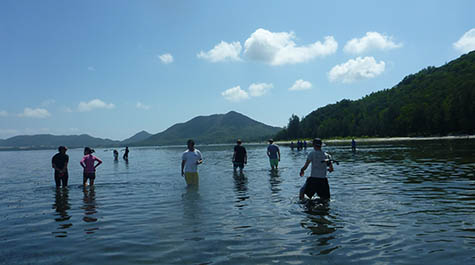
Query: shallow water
0 140 474 264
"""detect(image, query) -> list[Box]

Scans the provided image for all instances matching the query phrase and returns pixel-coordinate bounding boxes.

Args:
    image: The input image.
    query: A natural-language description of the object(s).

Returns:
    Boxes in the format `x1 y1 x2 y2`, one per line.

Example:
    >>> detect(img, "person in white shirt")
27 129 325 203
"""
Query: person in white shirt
299 138 334 201
181 139 203 185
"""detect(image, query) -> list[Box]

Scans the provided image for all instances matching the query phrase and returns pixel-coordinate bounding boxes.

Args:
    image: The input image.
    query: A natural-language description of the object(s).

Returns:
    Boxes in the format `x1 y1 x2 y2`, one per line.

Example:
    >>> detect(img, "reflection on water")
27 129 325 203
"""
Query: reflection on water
0 140 474 264
82 187 98 234
52 187 71 237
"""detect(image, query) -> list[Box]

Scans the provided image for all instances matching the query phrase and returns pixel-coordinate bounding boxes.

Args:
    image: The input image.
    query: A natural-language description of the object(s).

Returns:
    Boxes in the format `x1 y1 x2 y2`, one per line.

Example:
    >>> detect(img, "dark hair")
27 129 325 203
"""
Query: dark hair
313 138 322 146
58 146 67 152
84 147 95 154
236 139 242 144
187 139 195 146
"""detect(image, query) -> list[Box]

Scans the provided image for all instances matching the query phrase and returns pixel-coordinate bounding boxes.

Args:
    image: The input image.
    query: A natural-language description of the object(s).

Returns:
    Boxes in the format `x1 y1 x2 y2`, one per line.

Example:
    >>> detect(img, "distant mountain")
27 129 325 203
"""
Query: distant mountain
275 51 475 139
139 111 281 146
0 134 120 150
120 130 152 145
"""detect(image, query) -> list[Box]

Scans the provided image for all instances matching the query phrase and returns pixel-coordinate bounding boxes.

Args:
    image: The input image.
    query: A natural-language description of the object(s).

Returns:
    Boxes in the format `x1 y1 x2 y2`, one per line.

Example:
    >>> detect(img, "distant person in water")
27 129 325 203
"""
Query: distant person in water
351 139 356 152
290 141 295 150
80 147 103 187
181 139 203 185
267 139 280 170
123 146 129 160
52 146 69 188
233 139 247 173
299 138 334 201
303 140 307 149
113 149 119 160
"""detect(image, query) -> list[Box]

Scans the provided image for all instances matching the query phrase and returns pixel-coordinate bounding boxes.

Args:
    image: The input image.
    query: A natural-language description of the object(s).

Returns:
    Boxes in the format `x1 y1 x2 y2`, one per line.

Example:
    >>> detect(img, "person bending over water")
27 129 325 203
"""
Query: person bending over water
267 139 280 170
80 147 102 187
233 139 247 173
123 146 129 160
113 149 119 160
299 138 334 201
52 146 69 188
181 139 203 185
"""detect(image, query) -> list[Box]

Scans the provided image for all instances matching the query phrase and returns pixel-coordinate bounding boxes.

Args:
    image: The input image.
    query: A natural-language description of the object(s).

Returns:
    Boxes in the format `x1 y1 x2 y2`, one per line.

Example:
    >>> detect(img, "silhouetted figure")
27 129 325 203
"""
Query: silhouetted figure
52 146 69 188
303 140 307 149
123 146 129 160
80 147 102 187
297 140 303 150
233 139 247 173
290 141 295 150
351 139 356 152
113 149 119 160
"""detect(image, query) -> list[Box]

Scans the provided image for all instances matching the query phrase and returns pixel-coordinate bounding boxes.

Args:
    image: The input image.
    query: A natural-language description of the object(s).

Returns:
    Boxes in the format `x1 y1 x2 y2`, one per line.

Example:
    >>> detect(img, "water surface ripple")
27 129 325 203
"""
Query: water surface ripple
0 140 474 264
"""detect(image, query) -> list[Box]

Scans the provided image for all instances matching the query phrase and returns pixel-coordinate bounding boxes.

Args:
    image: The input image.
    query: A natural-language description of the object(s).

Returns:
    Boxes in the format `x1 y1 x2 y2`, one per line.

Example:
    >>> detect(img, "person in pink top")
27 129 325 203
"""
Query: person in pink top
80 147 102 187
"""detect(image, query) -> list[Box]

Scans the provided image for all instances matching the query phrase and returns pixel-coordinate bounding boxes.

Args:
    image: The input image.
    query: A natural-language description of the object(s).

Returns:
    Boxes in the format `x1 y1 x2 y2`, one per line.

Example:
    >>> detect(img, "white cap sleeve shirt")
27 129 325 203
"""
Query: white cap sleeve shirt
182 149 202 173
307 150 328 178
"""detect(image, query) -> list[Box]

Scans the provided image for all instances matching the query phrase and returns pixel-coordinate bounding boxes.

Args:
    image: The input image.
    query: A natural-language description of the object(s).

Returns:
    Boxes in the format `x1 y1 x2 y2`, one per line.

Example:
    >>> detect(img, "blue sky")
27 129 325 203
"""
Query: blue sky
1 0 474 140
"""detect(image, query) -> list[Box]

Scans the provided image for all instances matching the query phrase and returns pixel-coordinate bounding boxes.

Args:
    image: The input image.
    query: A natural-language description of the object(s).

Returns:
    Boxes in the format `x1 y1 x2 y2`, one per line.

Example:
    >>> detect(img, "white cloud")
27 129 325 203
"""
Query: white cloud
344 32 402 54
243 28 337 66
158 53 174 64
248 83 273 97
0 110 7 117
329 56 385 83
197 41 242 62
64 107 73 113
221 86 249 102
453 28 475 53
88 66 96 71
18 107 51 118
78 99 115 112
289 79 312 91
136 102 151 110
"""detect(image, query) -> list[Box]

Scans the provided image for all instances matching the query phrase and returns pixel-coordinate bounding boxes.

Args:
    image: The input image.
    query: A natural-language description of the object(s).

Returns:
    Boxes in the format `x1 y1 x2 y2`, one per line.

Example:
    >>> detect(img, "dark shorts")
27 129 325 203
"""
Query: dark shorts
83 172 96 180
233 162 245 169
54 171 68 187
301 177 330 200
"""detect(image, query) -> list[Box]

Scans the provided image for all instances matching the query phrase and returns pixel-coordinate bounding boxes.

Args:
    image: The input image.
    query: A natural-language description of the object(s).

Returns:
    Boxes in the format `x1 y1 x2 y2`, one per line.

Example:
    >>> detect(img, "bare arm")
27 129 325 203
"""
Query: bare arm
232 151 236 162
181 160 185 176
94 158 102 169
299 160 311 177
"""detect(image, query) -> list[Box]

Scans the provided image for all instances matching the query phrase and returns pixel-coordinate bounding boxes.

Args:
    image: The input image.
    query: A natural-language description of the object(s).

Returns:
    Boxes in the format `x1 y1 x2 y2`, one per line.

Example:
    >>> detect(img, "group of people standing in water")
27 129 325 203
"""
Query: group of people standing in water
52 138 335 201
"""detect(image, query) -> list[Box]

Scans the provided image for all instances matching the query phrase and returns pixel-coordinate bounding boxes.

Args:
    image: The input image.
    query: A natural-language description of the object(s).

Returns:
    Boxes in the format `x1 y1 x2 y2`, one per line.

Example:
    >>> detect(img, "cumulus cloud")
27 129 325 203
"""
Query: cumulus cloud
329 56 385 83
289 79 312 91
453 28 475 53
158 53 174 64
344 32 402 54
18 107 51 118
197 41 242 62
243 28 337 66
0 110 7 117
136 102 151 110
221 86 249 102
78 99 115 112
248 83 273 97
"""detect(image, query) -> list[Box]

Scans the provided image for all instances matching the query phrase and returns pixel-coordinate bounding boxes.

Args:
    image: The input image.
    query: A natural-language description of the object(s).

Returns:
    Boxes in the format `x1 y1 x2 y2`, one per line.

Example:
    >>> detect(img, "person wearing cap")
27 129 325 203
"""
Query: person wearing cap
232 139 247 173
181 139 203 185
299 138 334 201
52 146 69 188
267 139 280 170
80 147 102 187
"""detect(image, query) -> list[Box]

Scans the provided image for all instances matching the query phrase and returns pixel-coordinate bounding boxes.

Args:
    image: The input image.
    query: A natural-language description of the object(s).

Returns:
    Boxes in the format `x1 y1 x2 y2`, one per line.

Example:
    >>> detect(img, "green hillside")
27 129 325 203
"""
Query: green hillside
139 111 281 146
276 51 475 140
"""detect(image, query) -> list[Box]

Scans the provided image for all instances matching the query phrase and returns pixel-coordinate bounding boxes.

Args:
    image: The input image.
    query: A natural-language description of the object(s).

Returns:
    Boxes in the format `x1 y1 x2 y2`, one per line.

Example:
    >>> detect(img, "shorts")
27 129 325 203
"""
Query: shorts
83 172 96 180
269 158 279 167
184 172 199 185
233 162 245 169
54 171 69 187
301 177 330 200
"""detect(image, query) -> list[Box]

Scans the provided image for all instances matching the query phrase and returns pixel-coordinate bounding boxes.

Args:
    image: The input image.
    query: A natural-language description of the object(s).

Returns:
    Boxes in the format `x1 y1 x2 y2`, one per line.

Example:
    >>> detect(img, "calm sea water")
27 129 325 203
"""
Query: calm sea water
0 140 474 265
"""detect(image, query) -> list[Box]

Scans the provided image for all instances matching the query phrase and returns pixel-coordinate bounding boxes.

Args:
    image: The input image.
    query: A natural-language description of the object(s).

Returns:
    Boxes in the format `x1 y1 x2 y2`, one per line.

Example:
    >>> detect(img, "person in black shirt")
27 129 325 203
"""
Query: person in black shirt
123 146 129 160
233 139 247 172
52 146 69 188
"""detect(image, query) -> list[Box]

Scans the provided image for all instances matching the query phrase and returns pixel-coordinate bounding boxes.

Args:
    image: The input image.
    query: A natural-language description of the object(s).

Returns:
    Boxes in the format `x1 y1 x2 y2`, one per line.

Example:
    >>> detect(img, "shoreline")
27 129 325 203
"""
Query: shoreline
275 135 475 145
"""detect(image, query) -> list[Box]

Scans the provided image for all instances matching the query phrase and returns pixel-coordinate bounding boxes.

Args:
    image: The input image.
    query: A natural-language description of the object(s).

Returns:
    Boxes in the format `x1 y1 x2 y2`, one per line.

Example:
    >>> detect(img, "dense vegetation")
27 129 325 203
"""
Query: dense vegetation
276 51 475 140
139 111 281 146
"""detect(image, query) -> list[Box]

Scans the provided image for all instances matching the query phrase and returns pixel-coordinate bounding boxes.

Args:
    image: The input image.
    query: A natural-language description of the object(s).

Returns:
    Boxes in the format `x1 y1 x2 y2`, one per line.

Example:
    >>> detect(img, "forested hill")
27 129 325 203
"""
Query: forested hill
138 111 281 146
276 51 475 140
